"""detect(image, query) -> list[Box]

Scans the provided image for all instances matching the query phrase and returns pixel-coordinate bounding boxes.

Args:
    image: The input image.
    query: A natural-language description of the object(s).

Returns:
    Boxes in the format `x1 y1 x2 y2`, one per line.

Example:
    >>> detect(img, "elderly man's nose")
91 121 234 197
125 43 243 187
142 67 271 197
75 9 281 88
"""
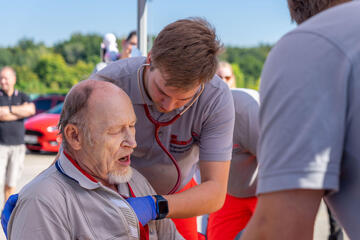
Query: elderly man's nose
122 129 137 148
127 137 137 148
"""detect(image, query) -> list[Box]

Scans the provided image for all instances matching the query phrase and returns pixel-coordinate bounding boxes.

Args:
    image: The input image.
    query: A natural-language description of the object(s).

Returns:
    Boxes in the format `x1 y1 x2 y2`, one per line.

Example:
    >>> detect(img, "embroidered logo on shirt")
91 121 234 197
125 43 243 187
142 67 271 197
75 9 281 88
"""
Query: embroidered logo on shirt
170 134 195 153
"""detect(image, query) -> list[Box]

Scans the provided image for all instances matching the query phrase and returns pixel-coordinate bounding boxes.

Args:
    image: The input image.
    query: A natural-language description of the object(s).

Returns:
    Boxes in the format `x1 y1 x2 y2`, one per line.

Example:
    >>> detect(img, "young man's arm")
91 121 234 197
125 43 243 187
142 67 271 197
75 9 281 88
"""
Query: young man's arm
241 189 324 240
165 160 230 218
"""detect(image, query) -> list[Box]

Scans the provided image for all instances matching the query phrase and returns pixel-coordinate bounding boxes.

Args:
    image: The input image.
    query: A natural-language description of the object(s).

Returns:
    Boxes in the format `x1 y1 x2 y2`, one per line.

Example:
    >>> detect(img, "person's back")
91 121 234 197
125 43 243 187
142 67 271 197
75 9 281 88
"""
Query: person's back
256 1 360 238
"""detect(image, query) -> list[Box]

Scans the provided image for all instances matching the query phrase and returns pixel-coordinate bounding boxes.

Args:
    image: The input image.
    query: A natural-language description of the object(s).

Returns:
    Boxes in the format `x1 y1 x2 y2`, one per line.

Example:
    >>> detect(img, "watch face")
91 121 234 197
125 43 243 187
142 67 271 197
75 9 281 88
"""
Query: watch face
158 200 169 215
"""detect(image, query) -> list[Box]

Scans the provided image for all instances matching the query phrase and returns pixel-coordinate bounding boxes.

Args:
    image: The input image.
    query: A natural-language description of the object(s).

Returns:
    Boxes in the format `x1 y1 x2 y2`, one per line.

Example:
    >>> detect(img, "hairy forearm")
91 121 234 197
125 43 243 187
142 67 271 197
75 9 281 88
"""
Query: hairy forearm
164 161 230 219
11 103 35 118
241 190 324 240
0 113 19 121
164 180 226 218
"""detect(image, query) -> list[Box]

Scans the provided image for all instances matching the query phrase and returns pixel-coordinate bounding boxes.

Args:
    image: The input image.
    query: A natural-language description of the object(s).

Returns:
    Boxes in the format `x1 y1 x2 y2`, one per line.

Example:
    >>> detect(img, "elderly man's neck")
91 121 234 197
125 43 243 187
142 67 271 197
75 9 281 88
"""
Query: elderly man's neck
65 149 119 192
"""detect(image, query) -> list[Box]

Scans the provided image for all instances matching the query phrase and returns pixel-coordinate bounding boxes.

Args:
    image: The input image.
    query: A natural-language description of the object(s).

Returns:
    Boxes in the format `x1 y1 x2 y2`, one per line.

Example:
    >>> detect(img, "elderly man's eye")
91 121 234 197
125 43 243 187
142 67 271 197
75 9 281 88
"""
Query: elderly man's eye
108 129 121 135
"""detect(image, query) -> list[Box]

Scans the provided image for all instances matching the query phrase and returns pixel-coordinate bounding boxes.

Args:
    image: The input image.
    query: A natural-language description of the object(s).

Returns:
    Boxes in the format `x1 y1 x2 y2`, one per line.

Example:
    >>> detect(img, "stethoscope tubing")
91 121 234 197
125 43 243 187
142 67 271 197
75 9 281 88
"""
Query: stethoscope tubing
143 104 182 194
137 63 204 194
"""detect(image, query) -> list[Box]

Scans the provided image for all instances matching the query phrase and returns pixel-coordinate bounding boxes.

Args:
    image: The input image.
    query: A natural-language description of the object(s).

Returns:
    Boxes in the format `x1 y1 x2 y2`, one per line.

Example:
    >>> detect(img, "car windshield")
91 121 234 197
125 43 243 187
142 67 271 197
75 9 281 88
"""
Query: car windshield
47 102 63 114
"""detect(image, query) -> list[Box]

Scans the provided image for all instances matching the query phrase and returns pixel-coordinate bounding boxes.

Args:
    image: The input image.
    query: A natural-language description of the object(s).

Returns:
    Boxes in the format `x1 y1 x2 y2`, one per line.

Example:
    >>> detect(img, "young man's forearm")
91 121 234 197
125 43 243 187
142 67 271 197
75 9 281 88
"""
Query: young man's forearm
165 160 230 218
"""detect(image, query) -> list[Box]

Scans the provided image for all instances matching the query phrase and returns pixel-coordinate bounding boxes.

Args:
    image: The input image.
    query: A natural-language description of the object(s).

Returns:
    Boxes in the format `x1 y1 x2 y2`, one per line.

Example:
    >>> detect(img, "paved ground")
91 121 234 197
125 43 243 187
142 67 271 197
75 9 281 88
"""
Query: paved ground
0 152 349 240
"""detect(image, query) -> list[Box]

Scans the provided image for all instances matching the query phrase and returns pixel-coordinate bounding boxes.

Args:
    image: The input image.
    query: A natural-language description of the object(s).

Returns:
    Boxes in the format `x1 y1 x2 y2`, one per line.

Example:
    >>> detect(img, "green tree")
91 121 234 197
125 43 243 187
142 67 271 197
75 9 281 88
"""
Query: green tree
70 60 95 83
231 63 245 88
13 65 46 94
6 38 51 70
34 53 73 91
221 45 272 90
54 33 103 65
0 48 14 67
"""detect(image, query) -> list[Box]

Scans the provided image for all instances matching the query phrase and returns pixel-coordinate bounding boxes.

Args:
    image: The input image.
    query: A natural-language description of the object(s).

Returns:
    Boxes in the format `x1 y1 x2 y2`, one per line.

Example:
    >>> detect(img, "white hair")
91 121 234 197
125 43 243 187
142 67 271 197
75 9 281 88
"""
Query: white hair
108 167 133 184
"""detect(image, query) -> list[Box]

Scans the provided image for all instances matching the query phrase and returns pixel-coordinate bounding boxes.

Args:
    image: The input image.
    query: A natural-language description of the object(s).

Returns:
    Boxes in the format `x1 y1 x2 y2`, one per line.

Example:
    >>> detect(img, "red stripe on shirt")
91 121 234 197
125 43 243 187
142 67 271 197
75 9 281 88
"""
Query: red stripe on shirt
63 151 98 183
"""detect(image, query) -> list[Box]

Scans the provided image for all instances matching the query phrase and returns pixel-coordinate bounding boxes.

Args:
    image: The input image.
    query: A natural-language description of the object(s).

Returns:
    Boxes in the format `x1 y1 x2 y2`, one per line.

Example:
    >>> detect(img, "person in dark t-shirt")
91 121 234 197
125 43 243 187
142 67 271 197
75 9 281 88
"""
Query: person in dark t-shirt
0 66 35 203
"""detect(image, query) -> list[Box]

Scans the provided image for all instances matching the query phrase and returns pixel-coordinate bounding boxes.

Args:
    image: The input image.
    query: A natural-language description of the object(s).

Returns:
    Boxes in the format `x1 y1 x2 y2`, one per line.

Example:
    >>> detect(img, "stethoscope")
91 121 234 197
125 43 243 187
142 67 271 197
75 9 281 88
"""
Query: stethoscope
137 63 204 194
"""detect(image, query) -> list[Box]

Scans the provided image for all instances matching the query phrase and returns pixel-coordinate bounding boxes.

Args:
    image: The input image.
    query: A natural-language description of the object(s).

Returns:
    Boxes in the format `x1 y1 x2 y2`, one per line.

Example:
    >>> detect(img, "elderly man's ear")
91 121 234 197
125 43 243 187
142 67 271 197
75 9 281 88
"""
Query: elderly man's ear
64 124 82 150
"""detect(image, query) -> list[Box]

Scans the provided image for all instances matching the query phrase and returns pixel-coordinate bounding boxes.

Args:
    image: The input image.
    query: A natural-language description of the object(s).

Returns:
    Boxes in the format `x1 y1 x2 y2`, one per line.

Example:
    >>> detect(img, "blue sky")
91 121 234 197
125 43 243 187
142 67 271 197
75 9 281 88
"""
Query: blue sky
1 0 295 48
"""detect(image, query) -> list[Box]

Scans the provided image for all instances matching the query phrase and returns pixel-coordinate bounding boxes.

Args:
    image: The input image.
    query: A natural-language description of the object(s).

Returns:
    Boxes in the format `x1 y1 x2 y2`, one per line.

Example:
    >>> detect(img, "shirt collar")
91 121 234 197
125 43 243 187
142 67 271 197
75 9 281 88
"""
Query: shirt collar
130 59 154 106
0 89 17 97
58 151 101 190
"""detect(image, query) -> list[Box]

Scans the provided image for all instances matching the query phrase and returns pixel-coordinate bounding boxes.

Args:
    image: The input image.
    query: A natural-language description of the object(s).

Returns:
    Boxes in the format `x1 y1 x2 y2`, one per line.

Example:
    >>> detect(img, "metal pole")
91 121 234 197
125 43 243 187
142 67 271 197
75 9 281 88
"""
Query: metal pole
137 0 148 56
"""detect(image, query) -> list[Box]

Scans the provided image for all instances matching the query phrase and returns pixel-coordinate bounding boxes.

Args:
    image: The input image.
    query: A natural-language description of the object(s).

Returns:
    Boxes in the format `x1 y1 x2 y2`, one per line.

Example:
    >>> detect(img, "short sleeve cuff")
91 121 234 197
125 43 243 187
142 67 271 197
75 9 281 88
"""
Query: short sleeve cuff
199 152 232 162
256 171 339 195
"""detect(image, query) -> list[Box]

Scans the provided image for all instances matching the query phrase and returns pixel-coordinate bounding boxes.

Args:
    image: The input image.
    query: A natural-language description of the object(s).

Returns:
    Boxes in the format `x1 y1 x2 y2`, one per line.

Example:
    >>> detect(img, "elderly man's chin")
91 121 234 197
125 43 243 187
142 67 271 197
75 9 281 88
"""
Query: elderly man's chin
108 167 133 184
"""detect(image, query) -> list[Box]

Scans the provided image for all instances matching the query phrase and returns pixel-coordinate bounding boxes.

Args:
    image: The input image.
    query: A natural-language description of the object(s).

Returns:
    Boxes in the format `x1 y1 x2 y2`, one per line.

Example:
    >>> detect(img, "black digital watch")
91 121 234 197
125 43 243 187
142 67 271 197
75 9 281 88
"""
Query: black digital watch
153 195 169 220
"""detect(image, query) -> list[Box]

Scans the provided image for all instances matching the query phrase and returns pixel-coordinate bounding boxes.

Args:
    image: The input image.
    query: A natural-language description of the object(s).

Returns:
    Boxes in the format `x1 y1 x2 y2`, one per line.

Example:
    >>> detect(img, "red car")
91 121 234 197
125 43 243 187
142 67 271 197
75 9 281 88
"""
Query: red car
25 103 63 153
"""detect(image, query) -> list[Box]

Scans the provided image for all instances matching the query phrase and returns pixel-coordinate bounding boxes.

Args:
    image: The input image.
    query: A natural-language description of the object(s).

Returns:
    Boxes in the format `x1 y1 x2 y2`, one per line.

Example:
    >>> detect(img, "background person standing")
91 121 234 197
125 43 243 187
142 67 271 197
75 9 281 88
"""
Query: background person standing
207 62 259 240
0 66 35 204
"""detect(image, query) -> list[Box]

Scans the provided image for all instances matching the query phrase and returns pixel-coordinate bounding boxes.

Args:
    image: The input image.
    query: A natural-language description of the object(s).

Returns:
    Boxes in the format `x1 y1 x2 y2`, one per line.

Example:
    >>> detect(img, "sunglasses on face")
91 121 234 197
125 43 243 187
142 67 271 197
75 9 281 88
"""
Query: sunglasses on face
219 75 232 81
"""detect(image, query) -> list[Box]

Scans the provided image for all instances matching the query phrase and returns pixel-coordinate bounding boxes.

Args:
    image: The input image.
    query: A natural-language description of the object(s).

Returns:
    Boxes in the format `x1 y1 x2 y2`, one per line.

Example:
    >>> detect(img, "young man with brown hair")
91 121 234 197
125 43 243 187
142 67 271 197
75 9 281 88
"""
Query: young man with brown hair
241 0 359 239
91 17 234 240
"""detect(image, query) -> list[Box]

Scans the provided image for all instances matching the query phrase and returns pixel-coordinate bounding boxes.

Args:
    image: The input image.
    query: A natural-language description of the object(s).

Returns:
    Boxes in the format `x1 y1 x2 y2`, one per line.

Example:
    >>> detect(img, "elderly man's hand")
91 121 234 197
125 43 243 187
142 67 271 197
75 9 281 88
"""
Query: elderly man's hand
1 194 18 238
125 196 157 226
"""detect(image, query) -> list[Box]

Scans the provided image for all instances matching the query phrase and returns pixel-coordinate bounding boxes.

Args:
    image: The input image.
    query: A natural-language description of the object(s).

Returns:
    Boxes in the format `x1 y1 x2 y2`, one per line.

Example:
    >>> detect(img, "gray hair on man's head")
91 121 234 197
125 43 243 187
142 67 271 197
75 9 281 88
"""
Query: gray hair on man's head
58 80 96 151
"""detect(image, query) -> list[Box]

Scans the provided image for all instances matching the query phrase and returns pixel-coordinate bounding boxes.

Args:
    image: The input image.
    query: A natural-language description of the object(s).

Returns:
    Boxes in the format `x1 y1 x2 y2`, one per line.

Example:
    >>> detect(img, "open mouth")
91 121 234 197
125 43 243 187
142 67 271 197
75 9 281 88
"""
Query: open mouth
118 155 130 162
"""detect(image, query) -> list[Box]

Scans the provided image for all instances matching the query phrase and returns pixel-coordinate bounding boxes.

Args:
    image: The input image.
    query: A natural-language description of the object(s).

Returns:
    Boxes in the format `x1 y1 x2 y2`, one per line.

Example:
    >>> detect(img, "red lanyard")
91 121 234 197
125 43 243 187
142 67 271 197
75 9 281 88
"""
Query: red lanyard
59 152 150 240
126 183 149 240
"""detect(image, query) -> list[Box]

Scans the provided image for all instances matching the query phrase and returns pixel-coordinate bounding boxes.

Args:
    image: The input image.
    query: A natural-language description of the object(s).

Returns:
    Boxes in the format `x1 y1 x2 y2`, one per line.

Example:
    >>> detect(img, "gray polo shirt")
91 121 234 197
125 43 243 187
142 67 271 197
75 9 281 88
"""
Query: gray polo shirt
8 152 183 240
257 1 360 238
228 88 259 198
91 57 235 194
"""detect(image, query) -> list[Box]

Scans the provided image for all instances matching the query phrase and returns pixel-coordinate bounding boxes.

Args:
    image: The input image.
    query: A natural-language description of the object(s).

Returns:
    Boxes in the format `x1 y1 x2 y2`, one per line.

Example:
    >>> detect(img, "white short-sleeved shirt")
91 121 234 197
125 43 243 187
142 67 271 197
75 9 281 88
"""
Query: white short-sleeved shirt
257 1 360 238
227 89 259 198
91 57 235 194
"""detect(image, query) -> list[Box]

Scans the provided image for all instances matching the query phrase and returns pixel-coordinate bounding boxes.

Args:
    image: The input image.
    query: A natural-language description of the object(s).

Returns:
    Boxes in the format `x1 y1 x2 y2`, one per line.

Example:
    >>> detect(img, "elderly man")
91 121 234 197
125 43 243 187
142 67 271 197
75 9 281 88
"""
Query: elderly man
0 66 35 203
7 80 183 240
241 0 359 239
